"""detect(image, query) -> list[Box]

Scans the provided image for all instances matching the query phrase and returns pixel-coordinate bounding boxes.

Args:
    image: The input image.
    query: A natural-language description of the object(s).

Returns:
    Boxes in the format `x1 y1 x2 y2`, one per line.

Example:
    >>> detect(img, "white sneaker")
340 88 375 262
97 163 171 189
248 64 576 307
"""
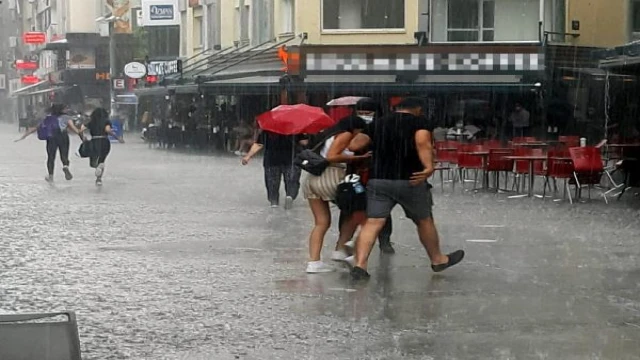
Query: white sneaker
345 240 355 249
284 196 294 210
331 250 349 262
95 163 105 178
344 256 356 268
306 261 335 273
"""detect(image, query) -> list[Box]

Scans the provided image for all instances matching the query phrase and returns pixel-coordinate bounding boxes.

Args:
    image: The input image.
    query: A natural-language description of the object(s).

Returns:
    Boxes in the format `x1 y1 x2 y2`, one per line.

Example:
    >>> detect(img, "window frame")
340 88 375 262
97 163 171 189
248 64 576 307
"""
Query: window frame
320 0 407 34
445 0 494 42
631 0 640 36
431 0 542 43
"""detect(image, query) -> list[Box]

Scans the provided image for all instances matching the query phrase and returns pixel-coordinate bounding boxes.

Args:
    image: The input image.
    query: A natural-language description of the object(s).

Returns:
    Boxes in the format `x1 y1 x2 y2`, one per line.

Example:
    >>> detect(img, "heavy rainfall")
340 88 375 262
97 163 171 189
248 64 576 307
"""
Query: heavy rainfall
0 0 639 359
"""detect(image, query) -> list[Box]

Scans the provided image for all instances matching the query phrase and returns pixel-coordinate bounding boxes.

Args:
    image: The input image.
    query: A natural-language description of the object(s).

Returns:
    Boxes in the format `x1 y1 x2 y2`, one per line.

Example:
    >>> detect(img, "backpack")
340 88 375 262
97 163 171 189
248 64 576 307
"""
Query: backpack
37 115 59 140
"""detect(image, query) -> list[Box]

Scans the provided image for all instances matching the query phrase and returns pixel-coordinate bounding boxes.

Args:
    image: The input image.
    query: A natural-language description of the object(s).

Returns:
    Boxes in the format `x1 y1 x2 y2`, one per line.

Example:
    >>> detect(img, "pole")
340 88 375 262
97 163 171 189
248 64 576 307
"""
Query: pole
109 21 116 117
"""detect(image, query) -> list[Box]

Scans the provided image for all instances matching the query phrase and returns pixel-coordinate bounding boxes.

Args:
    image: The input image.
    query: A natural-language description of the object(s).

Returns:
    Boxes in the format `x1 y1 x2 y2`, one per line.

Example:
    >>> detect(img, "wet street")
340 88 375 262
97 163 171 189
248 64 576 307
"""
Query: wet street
1 123 640 360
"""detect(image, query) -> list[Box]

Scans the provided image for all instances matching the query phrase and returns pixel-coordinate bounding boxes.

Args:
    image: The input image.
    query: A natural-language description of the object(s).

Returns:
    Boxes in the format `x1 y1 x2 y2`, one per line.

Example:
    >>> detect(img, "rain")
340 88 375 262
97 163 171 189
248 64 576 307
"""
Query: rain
1 0 640 359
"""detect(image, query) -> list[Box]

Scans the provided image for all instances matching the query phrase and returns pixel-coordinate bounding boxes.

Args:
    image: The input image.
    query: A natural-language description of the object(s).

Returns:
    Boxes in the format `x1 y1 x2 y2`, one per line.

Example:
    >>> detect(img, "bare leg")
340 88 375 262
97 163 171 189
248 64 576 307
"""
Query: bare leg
414 217 449 265
354 217 387 270
307 199 331 261
335 211 365 251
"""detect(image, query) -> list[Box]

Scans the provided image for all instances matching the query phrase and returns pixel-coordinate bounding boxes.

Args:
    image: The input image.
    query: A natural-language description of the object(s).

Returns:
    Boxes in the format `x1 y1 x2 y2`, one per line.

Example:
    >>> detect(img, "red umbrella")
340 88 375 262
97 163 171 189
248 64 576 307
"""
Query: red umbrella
257 104 335 135
327 106 353 122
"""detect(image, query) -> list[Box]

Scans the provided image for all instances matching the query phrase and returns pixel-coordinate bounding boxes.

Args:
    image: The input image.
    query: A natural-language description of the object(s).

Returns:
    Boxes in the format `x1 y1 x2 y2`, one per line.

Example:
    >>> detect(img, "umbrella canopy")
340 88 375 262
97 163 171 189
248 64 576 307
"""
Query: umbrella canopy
326 96 367 107
257 104 335 135
327 106 353 122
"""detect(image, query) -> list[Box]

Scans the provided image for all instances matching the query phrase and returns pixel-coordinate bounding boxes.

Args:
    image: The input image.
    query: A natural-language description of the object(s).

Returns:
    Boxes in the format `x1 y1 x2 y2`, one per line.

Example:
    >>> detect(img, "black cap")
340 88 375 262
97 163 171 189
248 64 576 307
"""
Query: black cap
396 97 426 110
355 98 379 112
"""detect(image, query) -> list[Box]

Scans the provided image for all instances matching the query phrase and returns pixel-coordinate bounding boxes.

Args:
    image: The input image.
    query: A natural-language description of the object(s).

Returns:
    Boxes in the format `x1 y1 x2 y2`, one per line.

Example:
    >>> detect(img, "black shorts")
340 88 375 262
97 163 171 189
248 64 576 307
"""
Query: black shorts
366 179 434 220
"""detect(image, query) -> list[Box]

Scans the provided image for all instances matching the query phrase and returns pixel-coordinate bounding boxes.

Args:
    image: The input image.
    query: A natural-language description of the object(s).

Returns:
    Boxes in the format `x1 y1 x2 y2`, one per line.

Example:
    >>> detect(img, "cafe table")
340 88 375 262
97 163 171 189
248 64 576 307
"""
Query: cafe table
504 155 548 198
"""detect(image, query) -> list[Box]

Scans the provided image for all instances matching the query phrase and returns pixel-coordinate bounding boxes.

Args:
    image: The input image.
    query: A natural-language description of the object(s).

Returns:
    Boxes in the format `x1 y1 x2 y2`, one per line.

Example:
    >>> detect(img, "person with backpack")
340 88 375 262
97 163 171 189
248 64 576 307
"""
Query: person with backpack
78 108 124 186
15 103 82 182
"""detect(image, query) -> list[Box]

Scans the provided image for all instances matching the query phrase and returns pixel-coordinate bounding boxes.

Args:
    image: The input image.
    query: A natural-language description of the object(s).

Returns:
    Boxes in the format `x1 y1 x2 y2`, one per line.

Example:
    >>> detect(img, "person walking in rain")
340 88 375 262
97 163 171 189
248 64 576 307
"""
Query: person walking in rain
16 103 82 182
510 102 531 138
79 108 124 186
242 130 303 209
348 97 465 280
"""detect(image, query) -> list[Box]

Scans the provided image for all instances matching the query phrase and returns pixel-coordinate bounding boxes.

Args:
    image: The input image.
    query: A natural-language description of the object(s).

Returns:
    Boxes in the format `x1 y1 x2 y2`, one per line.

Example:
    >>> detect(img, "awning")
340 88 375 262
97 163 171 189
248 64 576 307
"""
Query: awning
134 84 199 97
200 76 282 94
12 81 49 96
44 39 69 51
195 36 302 83
558 67 637 80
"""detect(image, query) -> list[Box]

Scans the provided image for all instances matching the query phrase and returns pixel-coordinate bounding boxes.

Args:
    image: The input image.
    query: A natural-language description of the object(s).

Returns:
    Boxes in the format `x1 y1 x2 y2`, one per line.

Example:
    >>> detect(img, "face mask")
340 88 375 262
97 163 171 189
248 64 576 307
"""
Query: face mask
360 115 374 123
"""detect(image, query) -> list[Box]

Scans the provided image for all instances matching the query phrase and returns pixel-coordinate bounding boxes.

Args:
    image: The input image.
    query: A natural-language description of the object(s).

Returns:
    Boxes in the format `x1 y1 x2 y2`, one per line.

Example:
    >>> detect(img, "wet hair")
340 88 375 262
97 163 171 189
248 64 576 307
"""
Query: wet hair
50 103 66 116
396 97 426 110
90 108 109 123
355 98 379 113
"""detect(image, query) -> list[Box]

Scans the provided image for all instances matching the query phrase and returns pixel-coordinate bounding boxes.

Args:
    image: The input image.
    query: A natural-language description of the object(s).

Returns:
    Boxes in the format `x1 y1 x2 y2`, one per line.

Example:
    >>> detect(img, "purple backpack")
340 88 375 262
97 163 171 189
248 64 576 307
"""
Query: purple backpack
37 115 59 140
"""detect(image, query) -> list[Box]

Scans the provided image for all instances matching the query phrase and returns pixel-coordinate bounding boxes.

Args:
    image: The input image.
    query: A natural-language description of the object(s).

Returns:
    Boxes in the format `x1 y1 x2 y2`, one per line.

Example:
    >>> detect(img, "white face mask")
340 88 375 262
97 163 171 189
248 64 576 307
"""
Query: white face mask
360 115 374 123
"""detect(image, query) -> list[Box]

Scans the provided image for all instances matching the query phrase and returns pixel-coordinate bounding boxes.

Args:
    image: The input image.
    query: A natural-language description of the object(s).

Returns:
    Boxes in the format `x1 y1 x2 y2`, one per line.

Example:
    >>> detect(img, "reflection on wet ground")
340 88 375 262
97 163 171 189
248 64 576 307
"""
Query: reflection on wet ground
1 125 640 359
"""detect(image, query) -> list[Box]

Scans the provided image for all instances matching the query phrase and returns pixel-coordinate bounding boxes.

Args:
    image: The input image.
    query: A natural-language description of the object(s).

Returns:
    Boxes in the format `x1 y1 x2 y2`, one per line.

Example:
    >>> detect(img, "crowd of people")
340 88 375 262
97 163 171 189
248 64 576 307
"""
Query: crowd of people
15 103 124 186
241 97 465 280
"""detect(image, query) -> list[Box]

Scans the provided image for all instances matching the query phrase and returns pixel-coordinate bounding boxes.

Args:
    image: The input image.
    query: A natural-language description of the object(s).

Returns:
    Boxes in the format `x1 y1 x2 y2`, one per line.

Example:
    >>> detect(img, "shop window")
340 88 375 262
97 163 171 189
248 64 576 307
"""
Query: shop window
322 0 405 30
281 0 295 34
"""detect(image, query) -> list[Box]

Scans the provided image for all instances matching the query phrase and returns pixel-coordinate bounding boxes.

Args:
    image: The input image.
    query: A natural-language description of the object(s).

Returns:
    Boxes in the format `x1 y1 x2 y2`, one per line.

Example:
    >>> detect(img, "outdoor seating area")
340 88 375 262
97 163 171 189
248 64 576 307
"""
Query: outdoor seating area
434 136 640 204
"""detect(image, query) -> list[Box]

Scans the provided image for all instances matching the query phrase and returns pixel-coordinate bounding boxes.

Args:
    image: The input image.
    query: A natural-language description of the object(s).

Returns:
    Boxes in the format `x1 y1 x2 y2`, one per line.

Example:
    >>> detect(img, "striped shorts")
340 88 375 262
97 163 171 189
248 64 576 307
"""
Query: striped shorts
303 166 346 201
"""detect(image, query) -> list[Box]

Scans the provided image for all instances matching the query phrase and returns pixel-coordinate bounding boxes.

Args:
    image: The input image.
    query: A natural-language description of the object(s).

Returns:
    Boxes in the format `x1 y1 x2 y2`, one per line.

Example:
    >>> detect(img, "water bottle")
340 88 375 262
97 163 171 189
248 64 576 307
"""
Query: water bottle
580 137 587 147
353 182 365 194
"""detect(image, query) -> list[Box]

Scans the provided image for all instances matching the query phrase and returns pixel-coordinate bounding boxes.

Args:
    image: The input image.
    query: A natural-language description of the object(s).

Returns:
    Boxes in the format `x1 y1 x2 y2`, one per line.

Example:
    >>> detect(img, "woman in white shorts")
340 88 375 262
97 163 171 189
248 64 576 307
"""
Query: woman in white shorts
303 116 371 273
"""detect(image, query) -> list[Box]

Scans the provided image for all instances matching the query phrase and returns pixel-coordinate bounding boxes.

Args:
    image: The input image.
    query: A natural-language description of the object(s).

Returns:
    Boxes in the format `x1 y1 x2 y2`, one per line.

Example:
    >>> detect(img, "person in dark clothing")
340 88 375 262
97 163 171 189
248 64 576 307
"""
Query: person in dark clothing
348 97 465 280
16 103 82 182
80 108 124 186
241 130 303 209
336 98 396 255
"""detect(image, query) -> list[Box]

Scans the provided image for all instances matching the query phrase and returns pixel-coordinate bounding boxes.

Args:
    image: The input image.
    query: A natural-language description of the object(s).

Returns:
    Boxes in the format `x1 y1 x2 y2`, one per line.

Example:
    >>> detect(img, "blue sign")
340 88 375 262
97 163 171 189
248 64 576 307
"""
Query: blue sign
109 119 123 143
149 5 174 20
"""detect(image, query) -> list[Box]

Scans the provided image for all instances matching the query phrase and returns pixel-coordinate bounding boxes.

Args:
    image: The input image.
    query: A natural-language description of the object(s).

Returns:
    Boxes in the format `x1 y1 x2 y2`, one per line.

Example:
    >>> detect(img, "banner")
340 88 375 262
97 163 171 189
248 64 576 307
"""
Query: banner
106 0 132 34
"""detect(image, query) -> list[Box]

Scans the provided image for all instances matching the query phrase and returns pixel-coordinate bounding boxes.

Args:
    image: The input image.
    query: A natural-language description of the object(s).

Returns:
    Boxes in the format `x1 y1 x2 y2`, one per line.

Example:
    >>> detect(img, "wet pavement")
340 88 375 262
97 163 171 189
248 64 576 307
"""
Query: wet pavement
1 123 640 359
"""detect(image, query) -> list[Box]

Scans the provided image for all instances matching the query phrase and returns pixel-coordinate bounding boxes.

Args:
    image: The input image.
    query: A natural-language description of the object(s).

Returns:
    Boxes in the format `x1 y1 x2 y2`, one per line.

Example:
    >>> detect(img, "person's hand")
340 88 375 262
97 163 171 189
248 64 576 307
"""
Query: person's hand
410 166 435 186
241 156 251 165
355 151 372 159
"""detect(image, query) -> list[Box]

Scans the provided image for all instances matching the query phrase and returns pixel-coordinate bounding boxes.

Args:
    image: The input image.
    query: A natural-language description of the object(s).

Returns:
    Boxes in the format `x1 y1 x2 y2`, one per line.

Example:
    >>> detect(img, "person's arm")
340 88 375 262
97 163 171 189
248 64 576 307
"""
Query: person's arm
326 132 371 164
105 124 125 143
348 133 371 152
15 126 38 142
66 119 82 136
241 142 263 165
410 129 435 185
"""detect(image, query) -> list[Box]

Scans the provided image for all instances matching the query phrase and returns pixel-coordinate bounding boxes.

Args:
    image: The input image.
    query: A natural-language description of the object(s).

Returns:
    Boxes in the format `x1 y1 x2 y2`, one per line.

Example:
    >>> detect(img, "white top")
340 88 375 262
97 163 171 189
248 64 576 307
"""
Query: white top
320 136 354 159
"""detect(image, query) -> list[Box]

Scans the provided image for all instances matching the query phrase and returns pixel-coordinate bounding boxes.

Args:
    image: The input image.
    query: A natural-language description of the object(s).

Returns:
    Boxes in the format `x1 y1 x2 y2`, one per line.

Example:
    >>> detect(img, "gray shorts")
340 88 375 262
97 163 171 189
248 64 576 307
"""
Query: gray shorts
366 179 434 220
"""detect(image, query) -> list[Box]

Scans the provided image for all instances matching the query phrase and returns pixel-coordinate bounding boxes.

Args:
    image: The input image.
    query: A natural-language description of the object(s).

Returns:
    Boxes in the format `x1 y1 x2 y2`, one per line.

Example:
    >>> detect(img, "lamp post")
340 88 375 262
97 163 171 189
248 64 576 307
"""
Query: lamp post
96 14 120 117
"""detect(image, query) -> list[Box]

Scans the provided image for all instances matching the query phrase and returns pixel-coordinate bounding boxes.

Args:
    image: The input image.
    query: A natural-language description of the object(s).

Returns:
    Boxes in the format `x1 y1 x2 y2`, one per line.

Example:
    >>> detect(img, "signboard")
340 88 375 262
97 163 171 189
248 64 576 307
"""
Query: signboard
113 78 126 89
146 59 182 77
23 32 47 44
124 62 147 79
96 72 111 81
106 0 133 34
21 75 41 84
15 60 39 70
141 0 180 26
67 48 96 69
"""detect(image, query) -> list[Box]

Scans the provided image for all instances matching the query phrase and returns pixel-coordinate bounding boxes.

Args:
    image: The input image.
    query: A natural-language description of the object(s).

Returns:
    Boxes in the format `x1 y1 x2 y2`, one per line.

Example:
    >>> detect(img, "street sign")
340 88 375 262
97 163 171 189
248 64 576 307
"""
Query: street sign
22 32 46 44
113 78 126 90
124 62 147 79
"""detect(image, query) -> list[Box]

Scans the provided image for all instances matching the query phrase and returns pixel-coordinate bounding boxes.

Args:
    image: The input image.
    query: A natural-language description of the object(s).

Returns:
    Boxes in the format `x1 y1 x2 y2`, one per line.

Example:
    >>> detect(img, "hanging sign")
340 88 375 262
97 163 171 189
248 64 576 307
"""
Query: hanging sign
23 32 46 44
21 75 41 84
124 62 147 79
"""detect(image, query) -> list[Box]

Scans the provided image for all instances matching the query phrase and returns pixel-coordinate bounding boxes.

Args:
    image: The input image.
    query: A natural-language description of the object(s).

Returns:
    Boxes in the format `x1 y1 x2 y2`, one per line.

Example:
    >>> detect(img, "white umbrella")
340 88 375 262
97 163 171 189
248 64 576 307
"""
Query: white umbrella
326 96 367 107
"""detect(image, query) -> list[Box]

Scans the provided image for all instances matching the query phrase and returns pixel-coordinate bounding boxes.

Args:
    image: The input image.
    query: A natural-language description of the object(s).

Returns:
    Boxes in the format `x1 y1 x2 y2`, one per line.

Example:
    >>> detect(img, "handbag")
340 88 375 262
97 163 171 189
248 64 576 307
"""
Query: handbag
294 129 341 176
335 174 367 213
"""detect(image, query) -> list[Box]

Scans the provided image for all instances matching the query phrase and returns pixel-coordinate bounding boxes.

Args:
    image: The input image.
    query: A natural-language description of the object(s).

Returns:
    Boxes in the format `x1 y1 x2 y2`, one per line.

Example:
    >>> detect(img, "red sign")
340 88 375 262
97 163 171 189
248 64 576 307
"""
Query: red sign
15 60 39 70
146 75 158 83
23 32 47 44
21 75 41 84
